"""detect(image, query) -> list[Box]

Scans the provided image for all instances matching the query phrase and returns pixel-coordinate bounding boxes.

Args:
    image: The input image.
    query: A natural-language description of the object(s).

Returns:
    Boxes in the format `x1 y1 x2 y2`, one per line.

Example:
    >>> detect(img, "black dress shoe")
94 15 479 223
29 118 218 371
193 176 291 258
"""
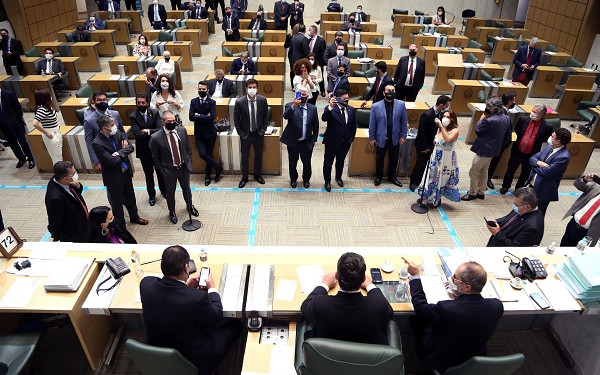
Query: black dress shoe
131 217 149 225
320 91 326 97
169 211 178 224
290 181 297 188
324 182 331 192
476 194 485 200
388 179 403 187
239 179 247 188
205 177 211 186
28 160 35 169
374 178 382 186
409 184 417 192
461 194 477 201
500 187 508 194
16 160 25 168
335 178 344 187
487 179 495 189
189 205 199 217
254 175 265 184
148 197 156 206
215 166 223 182
303 181 310 188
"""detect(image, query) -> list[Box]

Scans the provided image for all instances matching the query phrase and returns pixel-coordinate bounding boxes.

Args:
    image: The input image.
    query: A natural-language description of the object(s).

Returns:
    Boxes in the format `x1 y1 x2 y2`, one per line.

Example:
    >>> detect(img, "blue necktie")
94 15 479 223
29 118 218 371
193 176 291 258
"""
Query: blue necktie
110 137 128 171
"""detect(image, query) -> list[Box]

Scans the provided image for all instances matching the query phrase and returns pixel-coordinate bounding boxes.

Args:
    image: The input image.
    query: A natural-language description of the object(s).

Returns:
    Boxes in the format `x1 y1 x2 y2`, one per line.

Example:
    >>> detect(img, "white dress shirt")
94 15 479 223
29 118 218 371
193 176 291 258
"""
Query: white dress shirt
404 57 417 87
154 4 161 21
213 80 223 98
574 193 600 229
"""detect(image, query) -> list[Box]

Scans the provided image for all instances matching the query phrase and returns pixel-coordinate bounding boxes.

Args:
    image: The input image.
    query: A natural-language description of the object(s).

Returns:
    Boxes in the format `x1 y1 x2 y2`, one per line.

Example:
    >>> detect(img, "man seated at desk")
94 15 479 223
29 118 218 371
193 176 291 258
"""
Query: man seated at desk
208 69 236 98
248 11 267 30
71 26 92 42
140 245 244 375
341 14 362 33
300 252 393 344
230 52 257 75
35 48 66 88
84 12 106 30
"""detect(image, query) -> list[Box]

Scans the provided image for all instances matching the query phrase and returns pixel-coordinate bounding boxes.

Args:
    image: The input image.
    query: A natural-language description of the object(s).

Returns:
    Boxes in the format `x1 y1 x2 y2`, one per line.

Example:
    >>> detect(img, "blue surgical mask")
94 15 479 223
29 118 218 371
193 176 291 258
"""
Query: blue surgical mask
512 204 520 214
448 278 458 294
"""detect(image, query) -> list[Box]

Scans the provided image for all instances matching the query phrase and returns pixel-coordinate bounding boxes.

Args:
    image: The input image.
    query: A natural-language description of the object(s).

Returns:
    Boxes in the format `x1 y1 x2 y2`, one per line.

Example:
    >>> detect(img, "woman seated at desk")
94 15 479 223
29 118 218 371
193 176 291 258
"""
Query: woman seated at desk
88 206 137 244
432 6 453 26
132 34 151 57
155 51 176 76
150 75 184 124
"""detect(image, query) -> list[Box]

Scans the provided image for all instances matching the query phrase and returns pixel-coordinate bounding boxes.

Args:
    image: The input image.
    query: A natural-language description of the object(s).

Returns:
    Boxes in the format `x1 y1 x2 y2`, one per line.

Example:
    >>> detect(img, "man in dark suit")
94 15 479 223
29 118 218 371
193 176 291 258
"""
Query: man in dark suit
281 87 319 188
0 88 34 168
322 89 356 192
363 61 393 104
145 67 160 98
368 83 407 187
36 48 66 88
512 37 542 85
222 7 240 41
140 245 244 375
99 0 121 11
207 69 236 98
189 1 209 19
527 128 571 215
234 78 269 188
129 93 165 206
561 173 600 247
327 44 350 94
151 111 199 224
301 252 393 345
190 81 223 186
230 0 247 18
274 0 291 30
394 44 425 102
350 5 367 23
306 25 327 96
247 11 267 30
0 29 24 75
92 114 148 230
45 161 89 243
290 0 304 28
404 258 503 373
341 15 362 32
500 104 554 194
230 52 257 74
290 24 309 67
487 92 517 189
71 26 92 42
326 0 341 12
324 31 348 61
486 187 544 247
409 95 451 191
148 0 168 29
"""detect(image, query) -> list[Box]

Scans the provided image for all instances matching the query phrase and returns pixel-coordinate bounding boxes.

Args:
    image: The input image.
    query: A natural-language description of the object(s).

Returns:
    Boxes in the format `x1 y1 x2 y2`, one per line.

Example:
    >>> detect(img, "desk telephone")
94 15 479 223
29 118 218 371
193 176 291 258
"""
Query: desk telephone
504 252 547 281
106 257 130 279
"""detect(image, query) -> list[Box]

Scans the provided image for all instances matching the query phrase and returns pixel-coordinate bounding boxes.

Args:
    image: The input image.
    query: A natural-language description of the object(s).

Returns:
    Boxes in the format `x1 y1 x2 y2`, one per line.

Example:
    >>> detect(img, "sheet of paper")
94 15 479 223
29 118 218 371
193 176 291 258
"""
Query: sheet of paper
420 252 439 276
419 275 450 304
296 264 324 294
490 280 520 302
537 279 581 311
275 279 297 302
6 259 55 277
404 102 417 109
0 278 41 308
523 283 546 310
134 273 163 303
28 248 67 260
481 282 499 299
269 346 296 375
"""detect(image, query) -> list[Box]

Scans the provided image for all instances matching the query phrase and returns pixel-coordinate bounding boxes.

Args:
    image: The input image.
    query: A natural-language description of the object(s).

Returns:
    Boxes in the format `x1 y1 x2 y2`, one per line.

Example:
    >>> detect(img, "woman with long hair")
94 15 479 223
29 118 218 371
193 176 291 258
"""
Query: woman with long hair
88 206 137 244
433 6 454 25
31 89 62 164
306 53 322 105
285 23 301 90
150 74 184 125
292 58 316 104
132 34 151 57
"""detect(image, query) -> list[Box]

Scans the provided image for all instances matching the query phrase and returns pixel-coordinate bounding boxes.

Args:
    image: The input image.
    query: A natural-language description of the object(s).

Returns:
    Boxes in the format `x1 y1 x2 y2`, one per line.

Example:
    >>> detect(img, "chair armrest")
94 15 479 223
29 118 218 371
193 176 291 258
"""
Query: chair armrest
294 317 314 373
386 320 402 352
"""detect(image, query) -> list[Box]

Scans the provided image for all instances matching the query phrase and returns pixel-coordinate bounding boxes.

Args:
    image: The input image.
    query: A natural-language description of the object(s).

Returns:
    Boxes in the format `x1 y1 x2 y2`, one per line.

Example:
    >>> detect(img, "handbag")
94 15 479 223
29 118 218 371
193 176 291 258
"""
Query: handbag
214 117 231 133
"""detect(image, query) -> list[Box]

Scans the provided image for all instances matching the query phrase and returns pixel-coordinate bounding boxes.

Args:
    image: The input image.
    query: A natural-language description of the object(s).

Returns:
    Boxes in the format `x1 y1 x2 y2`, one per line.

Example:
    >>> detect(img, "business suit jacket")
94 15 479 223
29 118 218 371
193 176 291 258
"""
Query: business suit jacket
324 40 348 61
290 33 309 65
409 278 503 372
35 59 66 75
233 95 269 139
84 109 125 165
92 131 135 187
563 177 600 244
190 6 209 19
247 18 267 30
207 78 236 98
326 55 350 91
528 145 570 202
45 179 88 243
341 20 362 32
365 73 393 102
0 89 26 133
129 108 162 160
189 96 217 139
322 104 356 147
290 1 304 27
230 57 256 74
222 14 241 41
512 115 553 155
99 0 121 10
326 2 341 12
230 0 247 16
140 276 228 374
512 45 542 81
84 19 106 30
273 1 291 29
414 107 439 152
349 11 367 23
487 209 544 247
71 31 92 42
471 113 512 158
308 35 327 66
301 286 393 345
369 99 408 146
280 102 319 149
1 37 24 72
328 74 348 94
394 55 425 91
147 3 167 25
150 127 193 175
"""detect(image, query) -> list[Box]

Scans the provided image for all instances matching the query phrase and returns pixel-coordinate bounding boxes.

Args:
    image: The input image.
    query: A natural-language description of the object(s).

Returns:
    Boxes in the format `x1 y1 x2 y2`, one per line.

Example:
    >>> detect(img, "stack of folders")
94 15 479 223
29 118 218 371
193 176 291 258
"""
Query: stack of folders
438 248 470 279
44 258 95 292
556 252 600 304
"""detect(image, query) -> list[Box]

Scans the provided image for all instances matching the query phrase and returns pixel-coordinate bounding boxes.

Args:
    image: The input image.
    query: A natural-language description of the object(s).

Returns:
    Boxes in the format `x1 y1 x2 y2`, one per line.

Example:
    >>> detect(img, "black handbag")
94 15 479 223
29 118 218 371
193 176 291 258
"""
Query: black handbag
214 118 231 133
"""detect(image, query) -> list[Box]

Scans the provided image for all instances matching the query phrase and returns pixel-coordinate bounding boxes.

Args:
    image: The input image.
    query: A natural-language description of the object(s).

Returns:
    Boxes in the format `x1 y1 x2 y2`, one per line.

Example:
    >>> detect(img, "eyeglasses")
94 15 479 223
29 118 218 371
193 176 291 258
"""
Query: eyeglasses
452 274 469 286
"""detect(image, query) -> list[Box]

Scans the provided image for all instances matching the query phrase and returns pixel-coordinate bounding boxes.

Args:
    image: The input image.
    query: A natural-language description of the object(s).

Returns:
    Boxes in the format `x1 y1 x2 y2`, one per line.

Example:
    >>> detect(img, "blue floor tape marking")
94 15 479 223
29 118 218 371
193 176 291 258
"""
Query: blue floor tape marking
438 206 463 247
248 189 261 246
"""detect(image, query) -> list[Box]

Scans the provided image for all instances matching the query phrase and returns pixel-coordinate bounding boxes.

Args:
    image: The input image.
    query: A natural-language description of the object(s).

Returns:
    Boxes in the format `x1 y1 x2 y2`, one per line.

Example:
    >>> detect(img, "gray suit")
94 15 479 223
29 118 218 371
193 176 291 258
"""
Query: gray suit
83 109 125 165
562 177 600 246
327 56 350 90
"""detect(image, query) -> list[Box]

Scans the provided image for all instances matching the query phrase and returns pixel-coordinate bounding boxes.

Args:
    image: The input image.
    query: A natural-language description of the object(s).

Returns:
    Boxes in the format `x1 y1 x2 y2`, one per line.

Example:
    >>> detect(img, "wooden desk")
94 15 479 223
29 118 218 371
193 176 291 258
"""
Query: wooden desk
186 125 222 173
475 26 501 51
241 321 297 375
222 41 285 58
166 18 209 44
89 30 118 56
238 30 287 43
432 63 505 95
347 45 393 60
27 126 74 171
420 47 485 76
164 41 194 71
97 10 143 33
399 24 455 47
347 77 370 99
109 56 184 90
75 19 131 44
321 21 377 34
144 29 203 56
61 97 92 126
247 127 281 175
392 14 425 36
111 97 138 124
556 86 598 120
70 42 102 72
412 34 469 49
491 38 518 64
213 56 285 76
324 31 384 44
18 75 59 111
320 12 370 24
239 18 275 30
87 74 147 97
541 52 572 66
449 80 527 115
465 18 514 39
530 66 565 98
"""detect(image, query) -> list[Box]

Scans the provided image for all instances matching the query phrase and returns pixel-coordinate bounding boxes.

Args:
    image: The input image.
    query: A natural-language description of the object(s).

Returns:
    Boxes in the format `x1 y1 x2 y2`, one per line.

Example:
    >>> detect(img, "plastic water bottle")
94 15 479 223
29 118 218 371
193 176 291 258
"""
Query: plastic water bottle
199 248 208 266
546 241 556 255
130 250 143 276
576 237 589 253
518 34 522 41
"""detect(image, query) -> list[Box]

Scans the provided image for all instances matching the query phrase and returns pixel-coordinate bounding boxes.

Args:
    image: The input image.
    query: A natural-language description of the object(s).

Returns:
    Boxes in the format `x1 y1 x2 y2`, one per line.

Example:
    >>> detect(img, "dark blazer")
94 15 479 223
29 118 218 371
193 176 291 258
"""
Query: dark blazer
512 45 542 81
409 278 503 372
233 95 269 139
369 99 408 146
129 108 163 160
222 14 241 41
290 1 304 26
563 177 600 244
207 78 236 98
92 131 135 187
273 1 291 29
84 19 106 30
230 57 257 74
99 0 121 10
1 37 24 70
322 104 356 147
84 109 126 165
487 209 544 247
280 102 319 149
45 179 88 243
326 2 341 12
230 0 247 16
365 73 393 102
308 35 327 66
189 96 217 138
35 59 66 75
147 3 167 25
528 145 571 202
247 18 267 30
190 6 209 19
89 224 136 244
150 127 193 175
414 107 438 152
324 40 348 61
328 74 348 94
349 11 367 22
394 55 426 91
341 20 362 32
290 32 310 65
140 276 228 374
301 286 393 345
0 89 26 133
512 115 554 155
71 31 92 42
471 113 512 158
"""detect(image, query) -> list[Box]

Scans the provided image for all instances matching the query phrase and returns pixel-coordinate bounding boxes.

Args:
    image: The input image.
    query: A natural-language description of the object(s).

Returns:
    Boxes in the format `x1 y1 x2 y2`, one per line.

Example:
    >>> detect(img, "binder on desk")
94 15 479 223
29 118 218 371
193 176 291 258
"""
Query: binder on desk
218 264 249 318
44 258 94 292
246 264 275 318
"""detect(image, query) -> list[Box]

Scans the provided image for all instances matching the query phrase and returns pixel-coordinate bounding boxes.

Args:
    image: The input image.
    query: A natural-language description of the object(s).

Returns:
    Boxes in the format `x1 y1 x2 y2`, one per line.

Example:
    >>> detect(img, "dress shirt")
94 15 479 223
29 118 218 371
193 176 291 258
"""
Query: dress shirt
108 1 115 11
154 4 160 21
163 127 181 166
530 145 563 186
213 81 223 98
574 194 600 229
519 119 541 154
53 178 74 197
298 104 307 141
404 57 417 87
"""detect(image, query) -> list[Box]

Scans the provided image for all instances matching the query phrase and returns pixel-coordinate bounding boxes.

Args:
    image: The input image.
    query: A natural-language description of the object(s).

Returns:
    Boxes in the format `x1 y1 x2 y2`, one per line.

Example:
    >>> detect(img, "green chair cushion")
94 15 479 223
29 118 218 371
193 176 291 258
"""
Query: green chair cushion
477 90 486 103
75 83 94 98
545 118 561 129
347 50 365 59
565 56 583 68
467 40 482 49
480 69 502 82
495 21 506 28
146 59 158 68
545 43 558 52
75 108 86 125
373 36 383 45
577 101 600 110
443 354 525 375
577 109 595 123
126 339 197 375
486 41 495 50
0 334 40 375
25 47 41 57
504 30 515 39
65 32 74 43
415 10 425 16
158 31 173 42
393 9 409 15
464 53 478 63
423 16 433 24
356 108 370 128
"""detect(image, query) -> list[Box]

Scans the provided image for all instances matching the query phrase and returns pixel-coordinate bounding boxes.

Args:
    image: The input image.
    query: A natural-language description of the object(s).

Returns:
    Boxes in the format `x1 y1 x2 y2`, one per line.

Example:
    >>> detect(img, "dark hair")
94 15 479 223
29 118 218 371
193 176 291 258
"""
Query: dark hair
375 61 387 72
138 34 147 43
76 26 84 32
34 89 53 110
458 261 486 294
445 110 459 132
338 63 347 72
383 82 395 91
97 114 113 130
92 91 107 101
514 187 538 209
501 92 516 106
337 252 366 291
53 161 74 180
0 29 8 34
197 80 209 88
309 25 318 34
298 24 306 33
158 74 176 97
245 78 258 87
435 95 451 106
437 6 446 24
136 92 148 101
88 206 111 242
486 96 504 115
44 48 54 54
293 58 312 75
554 127 572 145
334 31 343 37
161 245 190 277
225 6 231 10
306 53 318 68
335 88 348 97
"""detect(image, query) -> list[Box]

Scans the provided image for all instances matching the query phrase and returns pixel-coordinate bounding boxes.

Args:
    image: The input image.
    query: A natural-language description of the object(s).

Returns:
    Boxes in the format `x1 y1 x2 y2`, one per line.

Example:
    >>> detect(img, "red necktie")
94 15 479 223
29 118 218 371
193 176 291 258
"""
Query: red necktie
281 3 284 12
373 77 381 102
408 58 414 86
309 38 314 52
69 186 89 218
579 199 600 226
169 131 181 165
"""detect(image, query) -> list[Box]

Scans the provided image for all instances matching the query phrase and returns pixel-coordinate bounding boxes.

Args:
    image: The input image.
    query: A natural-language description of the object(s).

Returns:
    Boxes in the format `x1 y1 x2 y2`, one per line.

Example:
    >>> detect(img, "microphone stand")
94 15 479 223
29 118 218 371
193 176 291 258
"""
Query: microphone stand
174 131 203 232
411 153 431 214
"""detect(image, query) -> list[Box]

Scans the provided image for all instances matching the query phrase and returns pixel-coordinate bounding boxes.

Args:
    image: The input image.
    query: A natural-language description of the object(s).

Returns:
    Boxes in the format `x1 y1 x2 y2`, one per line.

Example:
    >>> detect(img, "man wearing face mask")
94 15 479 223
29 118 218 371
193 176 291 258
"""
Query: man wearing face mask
0 29 24 76
207 69 236 98
306 25 327 96
84 13 106 30
191 0 209 19
403 258 503 373
248 11 267 30
394 43 425 102
92 114 149 231
148 0 167 30
290 0 304 28
349 5 366 24
324 31 348 61
222 6 241 41
190 81 223 186
327 44 350 94
486 187 544 246
512 37 542 85
36 48 66 88
363 61 393 104
230 52 256 74
326 0 340 12
341 15 362 33
45 161 89 243
487 92 516 190
274 0 291 31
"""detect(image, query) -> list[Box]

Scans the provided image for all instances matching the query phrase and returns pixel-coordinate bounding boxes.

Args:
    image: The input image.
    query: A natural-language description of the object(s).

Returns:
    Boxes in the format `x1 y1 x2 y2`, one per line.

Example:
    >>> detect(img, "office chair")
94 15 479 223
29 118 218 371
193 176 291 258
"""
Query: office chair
391 9 409 22
433 353 525 375
477 90 486 103
467 40 482 49
353 67 377 78
75 108 86 125
349 85 371 101
158 31 173 42
373 36 384 45
53 71 71 102
0 334 41 375
223 47 243 57
415 10 425 16
544 118 561 129
242 31 265 43
479 69 502 82
545 43 558 53
25 47 41 58
463 53 479 64
423 16 433 24
460 9 476 35
126 339 198 375
347 50 365 59
355 108 371 128
503 30 515 39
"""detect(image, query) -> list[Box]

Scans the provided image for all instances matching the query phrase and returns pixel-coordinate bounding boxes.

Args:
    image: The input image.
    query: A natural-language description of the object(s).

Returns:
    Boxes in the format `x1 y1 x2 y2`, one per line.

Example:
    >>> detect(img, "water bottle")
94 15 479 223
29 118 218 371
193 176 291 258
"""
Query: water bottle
576 237 589 253
130 249 143 276
518 34 522 41
546 241 556 255
199 248 208 266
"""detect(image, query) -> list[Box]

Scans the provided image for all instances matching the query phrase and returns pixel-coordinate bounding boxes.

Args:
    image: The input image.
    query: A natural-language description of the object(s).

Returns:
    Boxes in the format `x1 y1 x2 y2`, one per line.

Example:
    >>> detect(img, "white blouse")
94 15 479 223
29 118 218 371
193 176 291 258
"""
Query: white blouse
150 90 184 117
155 58 176 75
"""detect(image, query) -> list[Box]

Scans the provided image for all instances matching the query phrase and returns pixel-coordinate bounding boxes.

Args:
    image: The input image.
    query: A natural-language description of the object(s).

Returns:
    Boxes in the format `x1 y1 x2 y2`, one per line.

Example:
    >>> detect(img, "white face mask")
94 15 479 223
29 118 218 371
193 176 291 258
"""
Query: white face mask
139 39 146 45
247 88 257 97
442 117 451 127
530 112 540 121
90 16 95 22
160 82 169 89
45 54 53 60
438 11 443 15
308 59 315 65
356 8 361 13
109 126 118 135
71 172 79 182
336 50 344 57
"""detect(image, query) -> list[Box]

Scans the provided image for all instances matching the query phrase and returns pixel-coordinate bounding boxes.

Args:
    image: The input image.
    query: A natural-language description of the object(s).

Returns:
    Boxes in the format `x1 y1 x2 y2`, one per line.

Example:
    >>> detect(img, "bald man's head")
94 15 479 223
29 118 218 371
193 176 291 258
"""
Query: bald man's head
455 262 487 294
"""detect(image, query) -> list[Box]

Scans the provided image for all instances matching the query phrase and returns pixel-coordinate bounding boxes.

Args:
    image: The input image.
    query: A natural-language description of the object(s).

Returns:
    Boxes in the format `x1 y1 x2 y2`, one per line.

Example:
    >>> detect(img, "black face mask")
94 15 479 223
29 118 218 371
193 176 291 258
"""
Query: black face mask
164 57 170 62
338 99 349 107
216 78 223 83
337 71 345 77
335 39 342 44
198 90 207 98
95 102 109 111
300 96 307 103
409 50 417 57
226 12 231 16
164 121 176 130
257 15 261 19
349 18 355 23
509 103 516 109
484 107 491 115
137 105 147 113
385 92 395 101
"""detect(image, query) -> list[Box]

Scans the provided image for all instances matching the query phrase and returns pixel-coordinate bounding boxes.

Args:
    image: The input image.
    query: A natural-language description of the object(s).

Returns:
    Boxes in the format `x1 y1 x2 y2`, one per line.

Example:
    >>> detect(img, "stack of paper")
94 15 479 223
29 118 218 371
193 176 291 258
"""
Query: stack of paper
44 258 94 292
296 264 324 294
437 248 470 278
556 252 600 304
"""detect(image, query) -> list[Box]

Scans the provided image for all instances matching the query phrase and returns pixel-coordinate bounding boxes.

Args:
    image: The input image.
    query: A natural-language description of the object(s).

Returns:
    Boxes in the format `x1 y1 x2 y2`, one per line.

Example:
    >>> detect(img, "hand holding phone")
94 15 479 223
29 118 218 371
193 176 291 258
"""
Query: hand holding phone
370 268 383 283
484 217 497 227
198 267 210 289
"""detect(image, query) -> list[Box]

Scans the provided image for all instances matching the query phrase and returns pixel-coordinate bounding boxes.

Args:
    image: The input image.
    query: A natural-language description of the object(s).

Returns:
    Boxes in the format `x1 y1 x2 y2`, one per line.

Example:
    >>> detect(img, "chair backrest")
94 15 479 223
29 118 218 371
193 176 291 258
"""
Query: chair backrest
565 56 583 68
467 40 482 49
464 52 478 63
462 9 476 18
125 339 198 375
158 31 173 41
423 16 433 24
146 59 159 68
494 21 506 28
443 354 525 375
545 118 561 129
347 50 365 59
373 36 383 45
0 334 40 375
25 46 41 57
299 338 405 375
60 71 70 86
258 4 264 12
223 47 233 57
65 32 74 43
504 30 515 39
544 43 558 52
75 108 86 125
480 69 493 81
477 90 486 103
75 83 94 98
414 10 425 16
393 9 409 15
576 101 600 110
355 108 370 128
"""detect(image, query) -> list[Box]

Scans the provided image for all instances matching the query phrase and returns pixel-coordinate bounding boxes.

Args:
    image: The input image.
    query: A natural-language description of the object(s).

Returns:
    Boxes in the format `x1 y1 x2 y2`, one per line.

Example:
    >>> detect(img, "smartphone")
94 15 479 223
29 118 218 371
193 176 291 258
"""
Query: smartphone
370 268 383 284
295 91 302 100
592 175 600 185
530 292 550 309
484 217 497 227
199 267 210 289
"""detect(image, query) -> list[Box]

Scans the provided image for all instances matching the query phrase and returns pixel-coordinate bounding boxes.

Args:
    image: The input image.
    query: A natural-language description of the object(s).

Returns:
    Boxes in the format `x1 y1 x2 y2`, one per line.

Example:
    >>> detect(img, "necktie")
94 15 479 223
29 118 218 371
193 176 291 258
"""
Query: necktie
169 130 181 165
579 199 600 226
281 2 284 12
69 186 89 218
309 38 314 52
373 77 381 102
47 61 51 74
408 58 414 86
254 19 259 30
338 57 341 66
297 106 305 136
340 107 346 124
200 99 204 105
358 13 361 22
110 137 129 171
237 0 240 6
500 213 520 230
6 39 9 53
155 4 160 21
143 111 147 123
250 100 257 131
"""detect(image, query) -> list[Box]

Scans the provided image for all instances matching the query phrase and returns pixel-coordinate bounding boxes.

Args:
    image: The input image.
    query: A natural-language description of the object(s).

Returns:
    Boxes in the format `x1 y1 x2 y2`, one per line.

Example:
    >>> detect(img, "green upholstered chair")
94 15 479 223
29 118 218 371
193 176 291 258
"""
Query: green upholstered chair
467 40 482 49
266 106 275 127
223 47 243 57
242 32 265 42
577 101 600 122
258 4 264 12
145 59 158 68
545 43 558 52
504 30 515 39
158 31 173 42
25 47 41 57
54 71 70 101
480 69 502 82
65 32 74 42
126 339 197 375
477 90 486 103
294 319 405 375
415 10 425 16
486 35 496 50
423 16 433 24
463 53 478 63
353 67 377 78
373 36 384 45
75 108 86 125
75 83 94 98
347 50 365 59
545 118 561 129
433 354 525 375
355 108 371 128
494 21 506 28
0 334 41 375
392 9 409 21
565 56 583 68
